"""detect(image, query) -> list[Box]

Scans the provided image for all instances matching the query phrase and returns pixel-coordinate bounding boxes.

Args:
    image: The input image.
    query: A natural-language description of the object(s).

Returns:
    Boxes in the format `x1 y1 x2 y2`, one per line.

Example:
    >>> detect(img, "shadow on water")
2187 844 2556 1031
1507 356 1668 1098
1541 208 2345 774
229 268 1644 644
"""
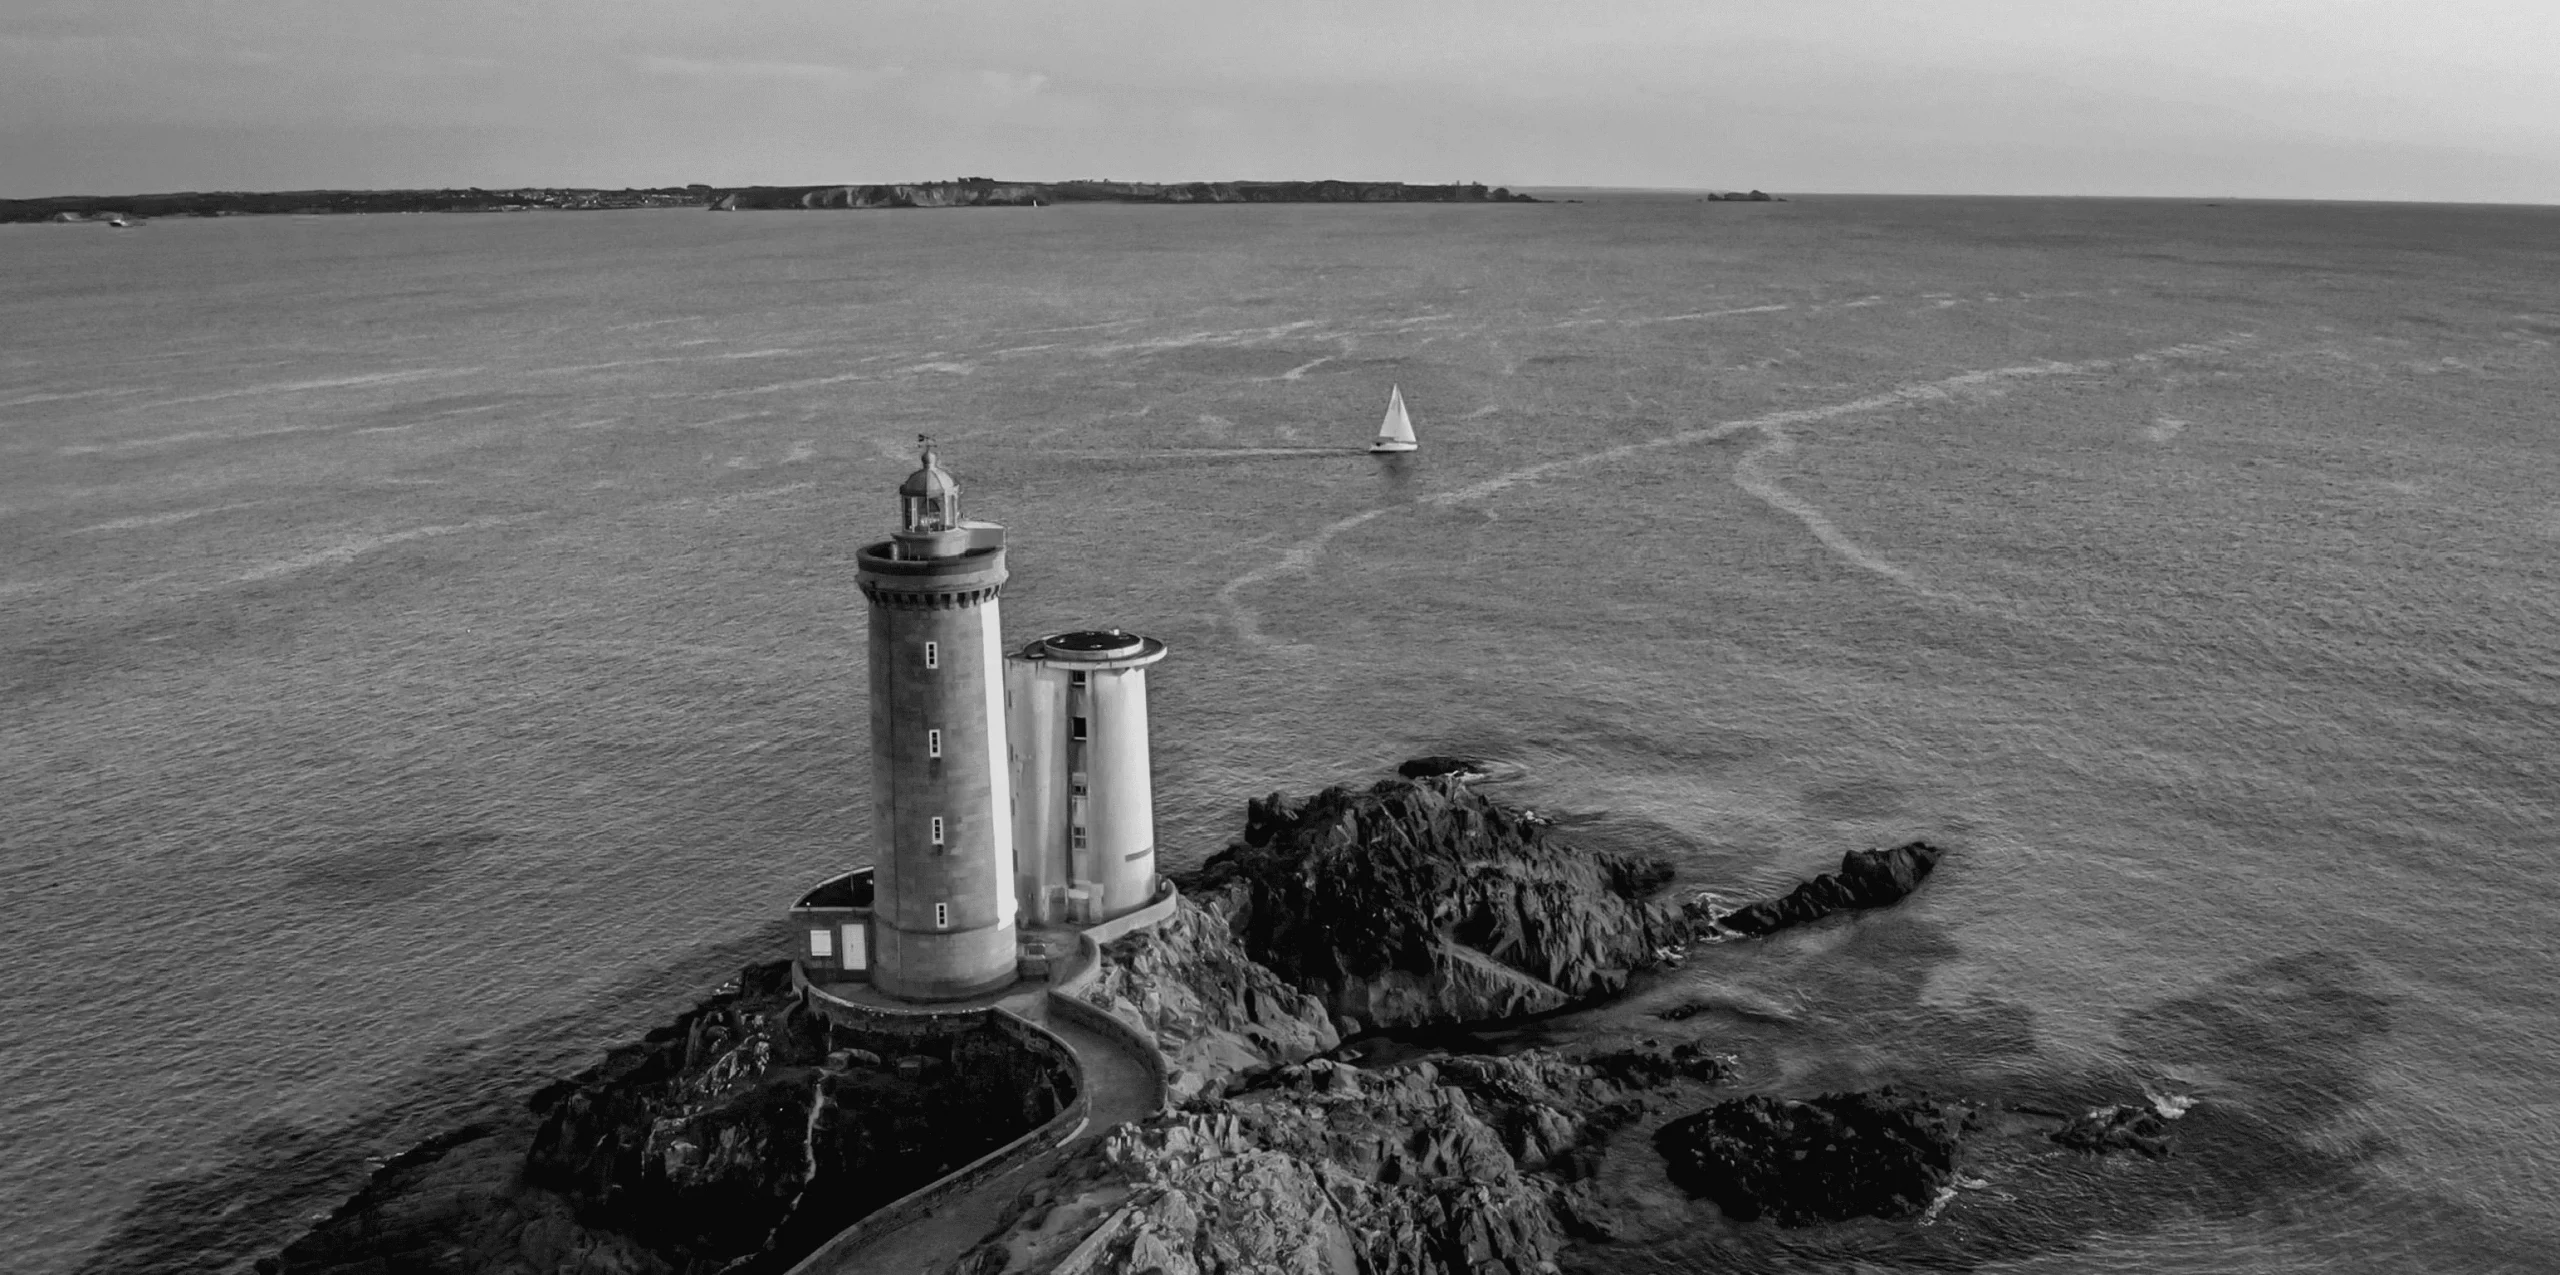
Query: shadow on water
1373 450 1420 498
1593 944 2545 1274
68 920 796 1275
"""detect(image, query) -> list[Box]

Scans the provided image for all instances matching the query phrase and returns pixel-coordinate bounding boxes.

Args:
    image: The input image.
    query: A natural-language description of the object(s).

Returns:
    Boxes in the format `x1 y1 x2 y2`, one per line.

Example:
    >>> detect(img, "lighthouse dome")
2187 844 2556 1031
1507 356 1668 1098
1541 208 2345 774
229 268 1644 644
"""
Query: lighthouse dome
899 454 960 501
895 441 964 542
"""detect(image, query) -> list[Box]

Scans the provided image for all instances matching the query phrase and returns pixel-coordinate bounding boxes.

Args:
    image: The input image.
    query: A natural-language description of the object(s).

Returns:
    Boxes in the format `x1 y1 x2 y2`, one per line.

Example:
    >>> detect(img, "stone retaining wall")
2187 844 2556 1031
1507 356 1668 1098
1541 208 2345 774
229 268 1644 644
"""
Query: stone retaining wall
1045 988 1172 1116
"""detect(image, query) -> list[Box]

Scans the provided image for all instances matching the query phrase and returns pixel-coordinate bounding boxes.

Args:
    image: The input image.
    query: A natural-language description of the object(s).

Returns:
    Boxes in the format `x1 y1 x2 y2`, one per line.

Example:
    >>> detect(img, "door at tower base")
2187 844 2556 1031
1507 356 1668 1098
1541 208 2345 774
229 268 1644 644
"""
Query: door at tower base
1007 629 1168 927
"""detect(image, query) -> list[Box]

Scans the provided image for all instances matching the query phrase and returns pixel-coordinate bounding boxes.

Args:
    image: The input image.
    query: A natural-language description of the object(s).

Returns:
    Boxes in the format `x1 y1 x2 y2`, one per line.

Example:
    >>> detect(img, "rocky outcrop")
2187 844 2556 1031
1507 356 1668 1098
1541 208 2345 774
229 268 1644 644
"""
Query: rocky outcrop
1652 1088 1965 1226
2049 1095 2189 1158
268 964 1075 1275
1183 777 1690 1031
1078 895 1340 1102
1397 755 1487 780
524 964 1072 1272
261 1124 668 1275
1707 841 1943 937
955 1045 1729 1275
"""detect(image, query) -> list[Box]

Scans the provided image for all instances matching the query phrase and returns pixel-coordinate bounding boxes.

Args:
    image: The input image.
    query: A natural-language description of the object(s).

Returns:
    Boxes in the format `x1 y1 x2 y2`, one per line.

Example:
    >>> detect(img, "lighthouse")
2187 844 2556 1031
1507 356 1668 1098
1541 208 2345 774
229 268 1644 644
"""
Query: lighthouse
853 443 1019 1001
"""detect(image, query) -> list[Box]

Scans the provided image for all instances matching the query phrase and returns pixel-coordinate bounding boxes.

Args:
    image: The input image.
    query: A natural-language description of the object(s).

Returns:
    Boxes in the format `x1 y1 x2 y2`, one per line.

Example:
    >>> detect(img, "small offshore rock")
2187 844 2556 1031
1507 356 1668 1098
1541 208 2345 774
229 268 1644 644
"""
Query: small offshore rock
1653 1087 1964 1226
1710 841 1944 937
1398 755 1487 779
2050 1100 2179 1158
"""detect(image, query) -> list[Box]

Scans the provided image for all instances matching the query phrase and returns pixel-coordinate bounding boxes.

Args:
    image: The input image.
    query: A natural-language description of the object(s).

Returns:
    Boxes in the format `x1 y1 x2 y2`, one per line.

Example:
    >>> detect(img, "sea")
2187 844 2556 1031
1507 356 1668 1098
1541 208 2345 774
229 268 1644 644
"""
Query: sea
2 194 2554 1274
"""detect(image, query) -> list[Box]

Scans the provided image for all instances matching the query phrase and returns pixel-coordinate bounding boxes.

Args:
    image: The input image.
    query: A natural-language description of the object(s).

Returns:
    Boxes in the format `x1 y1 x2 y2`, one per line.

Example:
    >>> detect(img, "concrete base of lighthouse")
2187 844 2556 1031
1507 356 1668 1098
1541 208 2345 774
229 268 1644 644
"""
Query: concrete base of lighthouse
871 919 1022 1002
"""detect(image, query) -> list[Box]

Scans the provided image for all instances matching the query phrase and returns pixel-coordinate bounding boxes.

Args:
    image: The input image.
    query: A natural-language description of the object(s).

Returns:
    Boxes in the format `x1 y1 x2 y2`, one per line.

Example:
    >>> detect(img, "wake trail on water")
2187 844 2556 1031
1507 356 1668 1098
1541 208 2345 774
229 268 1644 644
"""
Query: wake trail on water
1218 335 2256 646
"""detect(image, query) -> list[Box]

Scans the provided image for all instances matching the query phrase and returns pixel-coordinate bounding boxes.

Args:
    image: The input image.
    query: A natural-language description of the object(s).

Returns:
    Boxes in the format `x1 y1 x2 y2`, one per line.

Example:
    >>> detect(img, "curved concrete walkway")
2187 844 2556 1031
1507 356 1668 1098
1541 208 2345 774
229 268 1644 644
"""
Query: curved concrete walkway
803 995 1159 1274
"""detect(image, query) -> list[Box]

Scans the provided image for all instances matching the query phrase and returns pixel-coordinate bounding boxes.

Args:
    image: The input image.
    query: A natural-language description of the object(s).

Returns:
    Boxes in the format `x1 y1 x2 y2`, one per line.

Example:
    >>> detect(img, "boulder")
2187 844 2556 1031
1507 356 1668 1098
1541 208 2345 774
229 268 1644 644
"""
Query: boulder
1652 1088 1964 1226
1709 841 1943 937
1183 777 1690 1029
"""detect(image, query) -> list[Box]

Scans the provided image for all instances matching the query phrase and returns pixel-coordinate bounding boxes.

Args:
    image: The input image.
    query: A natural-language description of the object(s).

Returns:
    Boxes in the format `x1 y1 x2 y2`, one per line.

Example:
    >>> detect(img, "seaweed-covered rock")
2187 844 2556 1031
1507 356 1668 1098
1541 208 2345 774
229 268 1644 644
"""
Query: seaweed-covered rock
1080 895 1340 1101
1183 777 1689 1030
1711 841 1943 937
1652 1088 1964 1226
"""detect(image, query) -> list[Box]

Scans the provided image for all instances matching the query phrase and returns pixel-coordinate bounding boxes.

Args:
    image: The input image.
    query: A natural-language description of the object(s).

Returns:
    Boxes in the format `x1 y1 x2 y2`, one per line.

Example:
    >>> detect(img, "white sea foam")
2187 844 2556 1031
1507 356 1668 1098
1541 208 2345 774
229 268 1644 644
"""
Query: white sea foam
237 517 528 582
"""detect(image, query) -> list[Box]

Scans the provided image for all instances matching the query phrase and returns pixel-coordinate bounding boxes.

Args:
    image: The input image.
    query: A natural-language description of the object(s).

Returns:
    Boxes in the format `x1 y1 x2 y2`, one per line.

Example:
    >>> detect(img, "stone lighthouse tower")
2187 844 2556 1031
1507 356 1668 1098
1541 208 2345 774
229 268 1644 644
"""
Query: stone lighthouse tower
855 442 1019 1001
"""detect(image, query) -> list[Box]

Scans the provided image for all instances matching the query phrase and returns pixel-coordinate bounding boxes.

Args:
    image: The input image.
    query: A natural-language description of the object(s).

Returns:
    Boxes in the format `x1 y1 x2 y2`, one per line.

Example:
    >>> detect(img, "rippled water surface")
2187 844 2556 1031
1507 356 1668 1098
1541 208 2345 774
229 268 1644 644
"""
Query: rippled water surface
3 196 2555 1273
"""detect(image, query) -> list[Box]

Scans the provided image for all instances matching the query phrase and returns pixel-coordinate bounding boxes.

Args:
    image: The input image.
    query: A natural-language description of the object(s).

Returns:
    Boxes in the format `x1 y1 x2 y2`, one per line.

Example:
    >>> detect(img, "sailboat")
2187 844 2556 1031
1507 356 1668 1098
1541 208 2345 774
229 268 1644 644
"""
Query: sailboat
1369 385 1419 453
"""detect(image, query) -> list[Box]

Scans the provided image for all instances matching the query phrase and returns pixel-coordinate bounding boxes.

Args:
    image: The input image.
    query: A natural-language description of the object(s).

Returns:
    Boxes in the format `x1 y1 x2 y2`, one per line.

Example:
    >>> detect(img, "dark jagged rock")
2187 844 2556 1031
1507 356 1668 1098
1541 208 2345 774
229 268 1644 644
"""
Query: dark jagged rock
1182 777 1691 1029
524 964 1071 1272
1709 841 1943 937
1397 755 1487 780
262 1124 668 1275
2050 1099 2181 1158
270 962 1074 1275
1653 1087 1965 1226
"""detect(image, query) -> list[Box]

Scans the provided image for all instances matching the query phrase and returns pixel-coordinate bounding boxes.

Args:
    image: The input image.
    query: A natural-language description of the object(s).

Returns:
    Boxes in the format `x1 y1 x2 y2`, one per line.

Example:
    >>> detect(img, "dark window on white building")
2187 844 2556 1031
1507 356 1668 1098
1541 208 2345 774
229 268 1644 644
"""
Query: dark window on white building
930 816 945 845
927 728 942 758
924 641 938 669
1070 716 1088 741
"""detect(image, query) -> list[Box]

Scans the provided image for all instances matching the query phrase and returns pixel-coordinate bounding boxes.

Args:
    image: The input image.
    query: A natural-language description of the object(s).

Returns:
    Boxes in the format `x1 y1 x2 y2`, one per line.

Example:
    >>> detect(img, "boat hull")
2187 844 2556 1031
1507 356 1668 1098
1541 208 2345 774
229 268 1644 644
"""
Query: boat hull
1368 440 1418 453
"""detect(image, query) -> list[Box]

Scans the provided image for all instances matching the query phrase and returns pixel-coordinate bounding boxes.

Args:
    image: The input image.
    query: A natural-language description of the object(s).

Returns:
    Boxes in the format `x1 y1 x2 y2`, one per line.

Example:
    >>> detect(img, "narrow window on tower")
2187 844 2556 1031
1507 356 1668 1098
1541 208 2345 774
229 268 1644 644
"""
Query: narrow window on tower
935 902 949 929
927 728 942 758
1070 670 1087 687
923 641 938 669
930 816 945 846
1071 827 1088 850
1070 716 1088 741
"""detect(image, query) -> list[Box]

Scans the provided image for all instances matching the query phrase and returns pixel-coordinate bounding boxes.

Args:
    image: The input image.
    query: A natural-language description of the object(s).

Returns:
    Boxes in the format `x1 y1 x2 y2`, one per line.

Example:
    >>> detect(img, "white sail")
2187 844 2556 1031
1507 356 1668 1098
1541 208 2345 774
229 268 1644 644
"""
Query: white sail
1370 385 1418 452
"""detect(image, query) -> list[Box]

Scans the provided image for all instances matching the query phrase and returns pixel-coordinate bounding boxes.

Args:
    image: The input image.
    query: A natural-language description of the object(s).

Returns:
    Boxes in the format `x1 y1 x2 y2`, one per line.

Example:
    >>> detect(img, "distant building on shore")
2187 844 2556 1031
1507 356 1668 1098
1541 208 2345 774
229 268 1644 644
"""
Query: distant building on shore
790 444 1169 1002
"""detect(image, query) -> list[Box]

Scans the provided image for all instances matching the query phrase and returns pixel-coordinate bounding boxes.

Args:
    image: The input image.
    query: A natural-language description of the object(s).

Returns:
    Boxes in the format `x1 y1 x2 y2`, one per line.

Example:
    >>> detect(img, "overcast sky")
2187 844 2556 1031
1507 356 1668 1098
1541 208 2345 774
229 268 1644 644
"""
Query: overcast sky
4 0 2555 202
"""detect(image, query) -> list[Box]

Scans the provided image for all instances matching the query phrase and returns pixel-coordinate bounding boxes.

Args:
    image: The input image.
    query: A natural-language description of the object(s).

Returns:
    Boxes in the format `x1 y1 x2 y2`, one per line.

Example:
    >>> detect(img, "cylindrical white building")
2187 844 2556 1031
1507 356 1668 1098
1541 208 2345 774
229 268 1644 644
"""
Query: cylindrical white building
1006 630 1167 926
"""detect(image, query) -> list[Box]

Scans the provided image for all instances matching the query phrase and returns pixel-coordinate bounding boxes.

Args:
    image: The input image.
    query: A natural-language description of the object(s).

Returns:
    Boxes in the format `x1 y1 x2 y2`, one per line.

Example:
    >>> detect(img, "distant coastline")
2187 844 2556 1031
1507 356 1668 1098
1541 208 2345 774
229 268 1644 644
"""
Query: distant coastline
0 178 1536 223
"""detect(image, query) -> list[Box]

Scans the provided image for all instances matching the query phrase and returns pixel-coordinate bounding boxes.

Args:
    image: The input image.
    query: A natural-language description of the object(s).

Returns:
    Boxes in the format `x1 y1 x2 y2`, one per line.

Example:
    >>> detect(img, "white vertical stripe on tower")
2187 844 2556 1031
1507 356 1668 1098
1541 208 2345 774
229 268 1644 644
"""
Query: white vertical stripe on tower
978 599 1018 927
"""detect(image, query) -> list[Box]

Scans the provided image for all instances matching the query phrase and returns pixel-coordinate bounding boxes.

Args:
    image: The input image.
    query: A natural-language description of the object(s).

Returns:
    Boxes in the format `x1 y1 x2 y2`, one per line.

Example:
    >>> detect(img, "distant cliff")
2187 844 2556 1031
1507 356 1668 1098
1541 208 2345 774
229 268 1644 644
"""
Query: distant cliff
2 179 1532 222
709 178 1534 209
